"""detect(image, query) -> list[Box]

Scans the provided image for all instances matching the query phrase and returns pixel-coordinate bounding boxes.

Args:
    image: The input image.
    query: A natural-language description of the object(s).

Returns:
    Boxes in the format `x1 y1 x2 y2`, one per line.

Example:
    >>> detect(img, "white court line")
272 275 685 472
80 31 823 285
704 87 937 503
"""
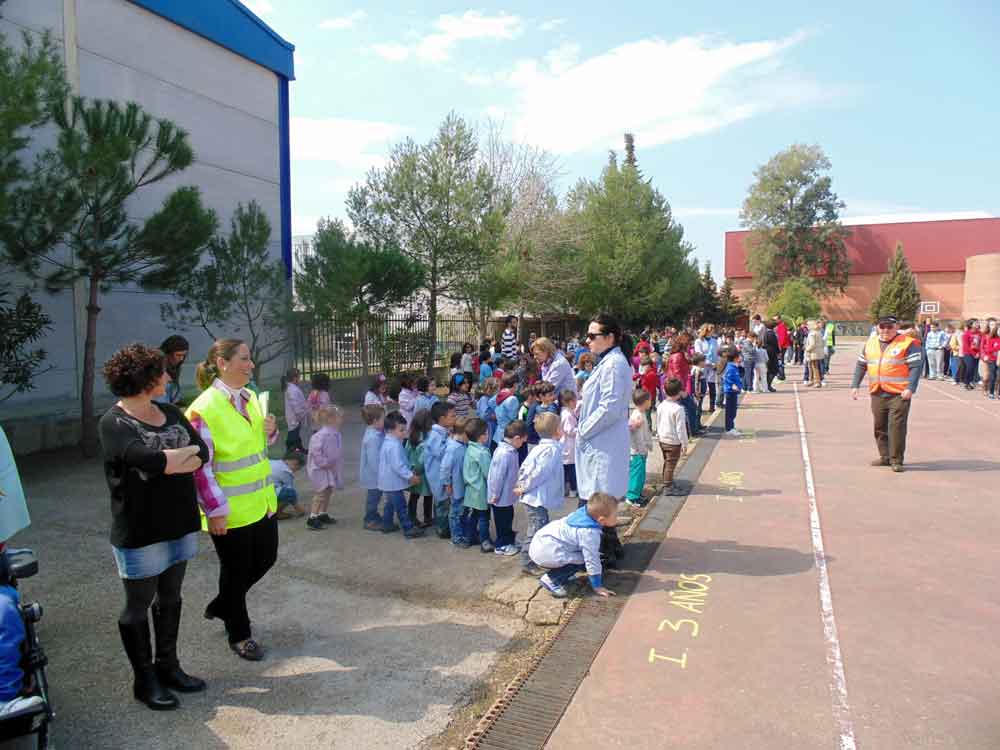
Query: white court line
924 381 1000 420
793 384 858 750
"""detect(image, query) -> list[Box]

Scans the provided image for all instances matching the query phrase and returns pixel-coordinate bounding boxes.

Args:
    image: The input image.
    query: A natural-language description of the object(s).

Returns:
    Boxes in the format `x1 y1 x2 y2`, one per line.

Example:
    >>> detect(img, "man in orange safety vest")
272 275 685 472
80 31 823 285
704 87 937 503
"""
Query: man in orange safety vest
851 315 922 472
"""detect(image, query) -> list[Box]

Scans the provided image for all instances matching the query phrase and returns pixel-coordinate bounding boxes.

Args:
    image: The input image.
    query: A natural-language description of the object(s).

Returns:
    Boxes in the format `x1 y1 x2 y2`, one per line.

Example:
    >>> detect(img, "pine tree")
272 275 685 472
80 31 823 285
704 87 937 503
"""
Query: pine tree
692 260 721 324
869 242 920 322
624 132 637 167
717 278 745 326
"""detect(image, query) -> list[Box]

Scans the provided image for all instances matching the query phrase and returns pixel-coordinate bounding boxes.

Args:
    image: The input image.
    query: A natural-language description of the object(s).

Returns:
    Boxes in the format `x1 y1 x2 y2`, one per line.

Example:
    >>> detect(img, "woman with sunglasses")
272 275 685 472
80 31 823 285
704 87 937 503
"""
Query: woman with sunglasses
576 315 635 504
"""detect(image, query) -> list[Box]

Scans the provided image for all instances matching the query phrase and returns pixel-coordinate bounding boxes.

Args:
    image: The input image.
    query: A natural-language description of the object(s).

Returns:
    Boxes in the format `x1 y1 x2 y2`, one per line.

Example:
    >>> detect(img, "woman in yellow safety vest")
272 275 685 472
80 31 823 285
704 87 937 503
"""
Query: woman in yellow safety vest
187 339 279 661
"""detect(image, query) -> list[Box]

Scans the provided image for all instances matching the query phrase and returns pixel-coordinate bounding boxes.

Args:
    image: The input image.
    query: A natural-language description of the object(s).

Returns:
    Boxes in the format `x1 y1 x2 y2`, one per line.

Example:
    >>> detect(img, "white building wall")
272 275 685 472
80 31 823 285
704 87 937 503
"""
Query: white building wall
0 0 285 416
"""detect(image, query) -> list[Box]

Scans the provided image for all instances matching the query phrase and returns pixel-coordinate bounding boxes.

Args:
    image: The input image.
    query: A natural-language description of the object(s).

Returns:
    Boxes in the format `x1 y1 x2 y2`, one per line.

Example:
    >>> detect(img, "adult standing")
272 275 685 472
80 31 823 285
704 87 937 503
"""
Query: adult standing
961 319 981 390
501 316 518 361
851 316 922 472
157 335 189 406
667 332 699 436
694 324 719 411
981 319 1000 399
762 320 781 392
823 318 837 376
575 314 634 502
804 320 826 388
99 343 208 710
532 337 577 397
774 316 791 378
187 339 279 661
924 321 947 381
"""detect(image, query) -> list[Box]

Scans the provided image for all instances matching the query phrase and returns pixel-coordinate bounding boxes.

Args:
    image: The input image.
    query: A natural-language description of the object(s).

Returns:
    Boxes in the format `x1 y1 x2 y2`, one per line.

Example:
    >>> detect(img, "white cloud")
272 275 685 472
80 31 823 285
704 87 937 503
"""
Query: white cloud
462 71 497 86
290 117 407 170
539 18 566 32
241 0 274 18
375 11 523 64
319 10 367 30
372 42 410 62
505 31 821 154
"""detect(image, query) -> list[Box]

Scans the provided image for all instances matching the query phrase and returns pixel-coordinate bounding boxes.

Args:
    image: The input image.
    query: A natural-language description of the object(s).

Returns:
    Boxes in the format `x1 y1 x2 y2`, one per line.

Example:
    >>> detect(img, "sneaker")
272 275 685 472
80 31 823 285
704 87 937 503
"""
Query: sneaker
436 527 451 540
418 519 434 528
317 513 337 525
452 537 472 548
624 498 641 508
870 458 890 467
567 490 578 498
306 516 326 531
726 428 741 437
521 563 545 577
364 520 383 532
494 544 519 556
403 527 426 539
539 574 568 599
480 540 495 553
890 463 905 473
382 523 401 534
0 695 44 717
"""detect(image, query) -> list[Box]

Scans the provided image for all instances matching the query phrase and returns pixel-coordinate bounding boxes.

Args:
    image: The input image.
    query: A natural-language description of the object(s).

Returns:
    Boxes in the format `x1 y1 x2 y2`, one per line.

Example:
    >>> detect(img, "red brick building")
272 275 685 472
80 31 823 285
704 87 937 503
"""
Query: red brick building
725 217 1000 328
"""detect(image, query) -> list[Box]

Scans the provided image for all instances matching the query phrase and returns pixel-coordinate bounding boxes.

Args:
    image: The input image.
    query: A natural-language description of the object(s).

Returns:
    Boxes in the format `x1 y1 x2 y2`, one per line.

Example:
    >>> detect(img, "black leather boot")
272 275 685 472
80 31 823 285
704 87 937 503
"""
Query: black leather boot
152 600 206 693
118 620 179 710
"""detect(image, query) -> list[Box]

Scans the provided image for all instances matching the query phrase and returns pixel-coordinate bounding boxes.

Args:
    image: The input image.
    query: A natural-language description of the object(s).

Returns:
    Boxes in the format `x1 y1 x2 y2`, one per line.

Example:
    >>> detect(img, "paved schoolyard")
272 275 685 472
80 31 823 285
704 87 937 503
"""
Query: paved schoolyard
547 369 1000 749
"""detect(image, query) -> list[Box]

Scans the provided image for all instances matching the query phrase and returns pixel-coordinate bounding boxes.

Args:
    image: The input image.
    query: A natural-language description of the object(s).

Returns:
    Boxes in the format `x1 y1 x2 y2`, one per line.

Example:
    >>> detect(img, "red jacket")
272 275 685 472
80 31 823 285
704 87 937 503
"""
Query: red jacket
666 352 690 391
981 335 1000 362
636 368 659 403
963 330 981 357
776 321 791 349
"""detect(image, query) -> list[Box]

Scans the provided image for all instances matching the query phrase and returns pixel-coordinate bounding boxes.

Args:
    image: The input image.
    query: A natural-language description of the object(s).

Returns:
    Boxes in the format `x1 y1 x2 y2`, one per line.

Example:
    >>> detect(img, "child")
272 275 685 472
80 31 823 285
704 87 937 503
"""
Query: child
307 372 331 424
461 342 476 379
448 352 462 378
425 401 456 538
530 492 619 599
493 373 521 451
461 418 494 552
636 354 659 412
754 340 769 394
376 412 426 538
447 372 475 419
405 410 435 528
740 333 758 392
0 560 38 715
272 450 306 519
397 373 417 428
626 389 653 507
478 352 494 383
476 377 499 445
282 367 309 452
306 405 344 530
655 378 689 496
441 416 469 546
723 350 743 436
690 353 707 429
536 382 559 417
359 404 386 531
515 412 564 575
413 376 438 415
488 420 527 556
559 389 578 500
520 385 540 459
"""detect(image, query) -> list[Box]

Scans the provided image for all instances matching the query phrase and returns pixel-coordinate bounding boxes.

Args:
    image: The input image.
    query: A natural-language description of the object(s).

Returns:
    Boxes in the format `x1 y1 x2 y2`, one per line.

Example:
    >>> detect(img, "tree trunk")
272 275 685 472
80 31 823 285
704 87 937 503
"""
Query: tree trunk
426 287 437 375
359 317 370 377
80 275 101 457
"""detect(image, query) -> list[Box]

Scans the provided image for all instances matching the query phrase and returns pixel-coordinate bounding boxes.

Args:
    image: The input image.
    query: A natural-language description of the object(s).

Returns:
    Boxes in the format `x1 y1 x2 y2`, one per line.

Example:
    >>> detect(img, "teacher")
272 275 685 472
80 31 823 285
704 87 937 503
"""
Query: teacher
532 337 577 397
575 314 634 501
187 339 279 662
99 343 207 710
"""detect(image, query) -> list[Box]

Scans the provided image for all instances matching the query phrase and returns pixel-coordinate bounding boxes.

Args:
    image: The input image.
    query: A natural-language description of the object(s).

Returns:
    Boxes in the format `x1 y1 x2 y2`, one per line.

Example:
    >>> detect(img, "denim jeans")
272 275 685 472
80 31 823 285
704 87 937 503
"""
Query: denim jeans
521 505 550 569
434 492 451 533
491 505 516 548
277 487 298 507
742 364 754 391
364 489 383 524
988 361 998 396
449 496 468 542
725 392 738 432
464 508 492 545
962 355 978 386
545 562 586 588
384 490 414 531
680 394 698 435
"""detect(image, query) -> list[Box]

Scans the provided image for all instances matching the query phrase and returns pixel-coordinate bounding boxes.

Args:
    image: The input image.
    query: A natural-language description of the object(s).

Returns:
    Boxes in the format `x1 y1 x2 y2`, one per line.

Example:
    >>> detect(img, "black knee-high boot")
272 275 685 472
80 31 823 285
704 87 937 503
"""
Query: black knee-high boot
407 493 419 525
152 600 206 693
118 620 179 710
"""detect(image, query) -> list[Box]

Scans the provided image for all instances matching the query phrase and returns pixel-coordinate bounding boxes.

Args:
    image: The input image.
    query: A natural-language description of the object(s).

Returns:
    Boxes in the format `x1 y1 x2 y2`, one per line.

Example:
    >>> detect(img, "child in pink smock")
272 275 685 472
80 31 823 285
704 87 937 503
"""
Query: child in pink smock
306 405 343 531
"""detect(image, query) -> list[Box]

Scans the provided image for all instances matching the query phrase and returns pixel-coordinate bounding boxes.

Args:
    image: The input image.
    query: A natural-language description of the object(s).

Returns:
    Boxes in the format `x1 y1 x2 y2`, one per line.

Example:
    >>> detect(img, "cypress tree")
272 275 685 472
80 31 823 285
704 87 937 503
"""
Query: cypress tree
869 242 920 321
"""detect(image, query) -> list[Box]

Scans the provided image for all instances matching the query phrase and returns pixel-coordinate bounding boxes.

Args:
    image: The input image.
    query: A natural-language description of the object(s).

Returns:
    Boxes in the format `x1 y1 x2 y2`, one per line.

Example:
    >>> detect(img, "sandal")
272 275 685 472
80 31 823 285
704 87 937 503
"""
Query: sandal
230 639 265 662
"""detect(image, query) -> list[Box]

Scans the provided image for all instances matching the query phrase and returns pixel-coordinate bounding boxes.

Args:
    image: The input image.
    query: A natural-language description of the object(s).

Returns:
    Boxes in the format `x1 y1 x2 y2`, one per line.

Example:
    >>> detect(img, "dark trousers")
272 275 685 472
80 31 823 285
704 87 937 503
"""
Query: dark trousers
464 508 492 545
285 426 304 452
962 355 978 386
942 349 951 377
870 394 911 465
563 463 577 493
988 361 998 396
207 514 278 644
408 492 433 524
706 382 717 411
681 394 699 435
491 505 515 548
724 391 738 432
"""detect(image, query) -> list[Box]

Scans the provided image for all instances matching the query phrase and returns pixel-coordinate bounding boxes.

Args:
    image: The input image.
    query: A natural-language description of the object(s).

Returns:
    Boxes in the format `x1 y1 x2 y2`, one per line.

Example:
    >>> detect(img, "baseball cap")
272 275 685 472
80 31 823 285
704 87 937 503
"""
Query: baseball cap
876 315 898 325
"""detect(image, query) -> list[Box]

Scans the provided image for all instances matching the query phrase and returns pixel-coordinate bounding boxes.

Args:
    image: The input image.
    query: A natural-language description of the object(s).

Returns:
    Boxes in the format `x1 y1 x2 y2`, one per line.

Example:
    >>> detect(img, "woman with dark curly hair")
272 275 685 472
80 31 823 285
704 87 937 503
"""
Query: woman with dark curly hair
99 343 210 711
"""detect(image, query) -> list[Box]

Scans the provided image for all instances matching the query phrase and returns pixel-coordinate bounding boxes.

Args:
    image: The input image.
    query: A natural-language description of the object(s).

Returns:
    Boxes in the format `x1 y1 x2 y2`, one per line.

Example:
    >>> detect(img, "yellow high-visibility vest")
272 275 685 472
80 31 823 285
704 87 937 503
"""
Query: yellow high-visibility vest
864 335 916 395
187 387 276 530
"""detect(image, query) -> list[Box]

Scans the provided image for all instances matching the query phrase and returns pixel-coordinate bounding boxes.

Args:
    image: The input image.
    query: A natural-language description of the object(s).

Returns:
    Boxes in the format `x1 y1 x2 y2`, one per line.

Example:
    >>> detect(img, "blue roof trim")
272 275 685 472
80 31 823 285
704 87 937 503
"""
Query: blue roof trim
127 0 295 79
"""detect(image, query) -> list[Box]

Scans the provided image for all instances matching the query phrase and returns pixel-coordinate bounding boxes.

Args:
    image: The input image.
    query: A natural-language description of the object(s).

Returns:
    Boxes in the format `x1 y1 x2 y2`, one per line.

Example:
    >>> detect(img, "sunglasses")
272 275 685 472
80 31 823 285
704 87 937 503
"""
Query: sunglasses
585 331 607 341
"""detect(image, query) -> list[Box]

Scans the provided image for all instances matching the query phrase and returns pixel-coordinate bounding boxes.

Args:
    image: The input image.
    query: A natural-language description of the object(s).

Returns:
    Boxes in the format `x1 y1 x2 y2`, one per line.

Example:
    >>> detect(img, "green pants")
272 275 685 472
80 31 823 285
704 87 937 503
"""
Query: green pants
627 454 647 500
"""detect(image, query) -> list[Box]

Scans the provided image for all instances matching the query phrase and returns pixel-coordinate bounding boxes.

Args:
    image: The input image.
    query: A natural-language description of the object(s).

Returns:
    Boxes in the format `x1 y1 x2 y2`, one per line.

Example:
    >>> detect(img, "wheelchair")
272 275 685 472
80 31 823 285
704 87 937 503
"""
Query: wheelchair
0 548 53 749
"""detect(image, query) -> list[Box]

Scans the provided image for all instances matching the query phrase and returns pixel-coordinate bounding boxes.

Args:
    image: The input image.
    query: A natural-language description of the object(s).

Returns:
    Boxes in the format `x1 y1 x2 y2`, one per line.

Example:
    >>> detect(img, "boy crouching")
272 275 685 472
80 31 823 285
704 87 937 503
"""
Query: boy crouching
528 492 619 599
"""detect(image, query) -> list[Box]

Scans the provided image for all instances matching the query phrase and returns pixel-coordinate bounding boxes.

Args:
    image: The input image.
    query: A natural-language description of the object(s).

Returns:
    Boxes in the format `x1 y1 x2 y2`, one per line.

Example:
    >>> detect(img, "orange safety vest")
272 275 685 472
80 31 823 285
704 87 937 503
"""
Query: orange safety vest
864 335 916 395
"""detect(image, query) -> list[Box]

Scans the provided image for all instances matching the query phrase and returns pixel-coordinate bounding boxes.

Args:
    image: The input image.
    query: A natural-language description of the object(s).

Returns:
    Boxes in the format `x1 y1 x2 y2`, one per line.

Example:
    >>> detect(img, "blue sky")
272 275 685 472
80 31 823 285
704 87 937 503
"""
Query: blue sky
244 0 1000 279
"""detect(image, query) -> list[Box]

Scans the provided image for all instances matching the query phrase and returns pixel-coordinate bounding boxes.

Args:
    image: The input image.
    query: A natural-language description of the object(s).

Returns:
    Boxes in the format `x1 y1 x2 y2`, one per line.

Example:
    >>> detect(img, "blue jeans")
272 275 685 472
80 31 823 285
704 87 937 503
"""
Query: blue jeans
364 489 383 524
464 508 492 545
434 492 450 533
742 365 754 391
383 490 413 531
449 496 468 542
521 506 550 569
546 563 586 588
277 487 298 507
680 394 698 435
988 361 998 396
725 392 738 432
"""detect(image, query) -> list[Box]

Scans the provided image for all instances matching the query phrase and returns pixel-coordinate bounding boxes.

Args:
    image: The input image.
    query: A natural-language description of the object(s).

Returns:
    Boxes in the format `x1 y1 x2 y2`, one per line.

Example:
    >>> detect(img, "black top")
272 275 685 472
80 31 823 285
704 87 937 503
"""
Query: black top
99 402 209 549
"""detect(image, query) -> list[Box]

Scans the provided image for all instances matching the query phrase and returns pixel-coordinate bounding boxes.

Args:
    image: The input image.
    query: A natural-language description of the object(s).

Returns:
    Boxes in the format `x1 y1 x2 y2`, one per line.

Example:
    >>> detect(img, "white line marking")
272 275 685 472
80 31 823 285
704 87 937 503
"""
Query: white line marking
924 382 999 419
793 384 858 750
